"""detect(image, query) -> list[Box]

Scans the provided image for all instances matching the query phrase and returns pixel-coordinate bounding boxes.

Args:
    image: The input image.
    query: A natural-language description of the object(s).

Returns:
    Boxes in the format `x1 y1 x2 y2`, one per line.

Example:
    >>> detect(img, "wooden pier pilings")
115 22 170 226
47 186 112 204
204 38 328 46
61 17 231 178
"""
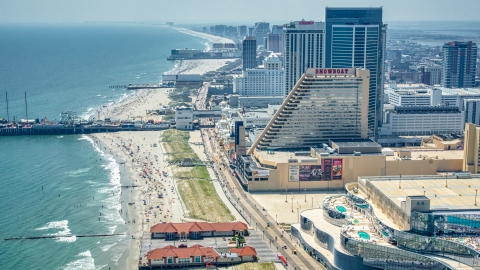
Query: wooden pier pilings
4 233 125 241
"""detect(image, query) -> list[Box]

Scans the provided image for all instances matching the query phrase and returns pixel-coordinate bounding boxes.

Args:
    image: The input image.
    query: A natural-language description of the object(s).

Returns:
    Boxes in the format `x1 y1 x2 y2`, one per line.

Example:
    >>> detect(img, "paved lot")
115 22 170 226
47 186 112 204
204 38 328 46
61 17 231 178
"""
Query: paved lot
251 191 345 224
139 230 279 263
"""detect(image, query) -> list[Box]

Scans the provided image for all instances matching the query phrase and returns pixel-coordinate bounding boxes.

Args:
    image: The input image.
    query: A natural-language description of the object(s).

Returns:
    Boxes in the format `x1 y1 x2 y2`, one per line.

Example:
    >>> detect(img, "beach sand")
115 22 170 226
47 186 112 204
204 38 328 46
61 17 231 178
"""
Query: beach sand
90 27 241 269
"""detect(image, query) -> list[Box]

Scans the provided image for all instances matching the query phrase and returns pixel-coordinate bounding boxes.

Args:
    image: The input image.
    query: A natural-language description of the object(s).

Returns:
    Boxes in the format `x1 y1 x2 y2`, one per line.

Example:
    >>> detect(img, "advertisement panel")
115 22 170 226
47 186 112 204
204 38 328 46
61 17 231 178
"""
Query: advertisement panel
321 159 332 180
299 165 322 181
289 166 299 182
253 169 269 178
332 159 343 180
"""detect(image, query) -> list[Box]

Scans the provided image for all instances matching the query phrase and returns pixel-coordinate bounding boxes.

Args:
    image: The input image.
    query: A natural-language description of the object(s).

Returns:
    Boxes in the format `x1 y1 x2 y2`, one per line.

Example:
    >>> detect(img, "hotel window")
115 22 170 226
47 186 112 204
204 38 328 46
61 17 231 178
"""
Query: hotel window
195 256 201 263
167 257 173 264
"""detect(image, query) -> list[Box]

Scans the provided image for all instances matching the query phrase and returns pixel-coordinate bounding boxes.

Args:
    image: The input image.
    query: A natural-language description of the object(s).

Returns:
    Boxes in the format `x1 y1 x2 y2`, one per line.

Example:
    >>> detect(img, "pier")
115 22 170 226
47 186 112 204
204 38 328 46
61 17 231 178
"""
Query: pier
5 233 126 241
0 126 130 136
108 84 169 90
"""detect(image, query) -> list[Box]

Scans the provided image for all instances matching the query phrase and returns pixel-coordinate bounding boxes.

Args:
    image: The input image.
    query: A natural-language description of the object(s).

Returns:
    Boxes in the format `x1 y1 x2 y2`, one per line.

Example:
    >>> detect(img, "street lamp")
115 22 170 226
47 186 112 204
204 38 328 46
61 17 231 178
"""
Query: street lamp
291 197 293 212
476 189 478 206
276 214 278 224
445 173 448 188
304 189 306 202
297 208 299 223
399 174 402 189
285 189 287 203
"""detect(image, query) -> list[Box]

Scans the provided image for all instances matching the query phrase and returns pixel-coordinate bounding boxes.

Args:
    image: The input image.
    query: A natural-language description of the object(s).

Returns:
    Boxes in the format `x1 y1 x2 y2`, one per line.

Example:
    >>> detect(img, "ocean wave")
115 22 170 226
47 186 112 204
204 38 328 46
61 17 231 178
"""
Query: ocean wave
67 167 91 177
62 250 95 270
35 220 76 242
100 243 116 252
57 136 64 138
35 220 71 234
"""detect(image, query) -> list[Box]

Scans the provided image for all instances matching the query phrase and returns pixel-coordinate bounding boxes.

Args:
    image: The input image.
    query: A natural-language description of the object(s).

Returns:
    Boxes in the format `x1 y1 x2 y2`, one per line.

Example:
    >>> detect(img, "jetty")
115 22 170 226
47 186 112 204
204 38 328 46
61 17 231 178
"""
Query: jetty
5 233 126 241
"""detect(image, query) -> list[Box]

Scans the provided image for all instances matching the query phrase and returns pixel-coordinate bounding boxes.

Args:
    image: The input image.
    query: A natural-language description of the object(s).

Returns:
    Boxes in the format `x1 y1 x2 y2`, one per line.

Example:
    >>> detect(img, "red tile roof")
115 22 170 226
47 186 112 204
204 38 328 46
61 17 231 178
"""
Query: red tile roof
150 221 248 234
146 245 220 260
229 246 257 256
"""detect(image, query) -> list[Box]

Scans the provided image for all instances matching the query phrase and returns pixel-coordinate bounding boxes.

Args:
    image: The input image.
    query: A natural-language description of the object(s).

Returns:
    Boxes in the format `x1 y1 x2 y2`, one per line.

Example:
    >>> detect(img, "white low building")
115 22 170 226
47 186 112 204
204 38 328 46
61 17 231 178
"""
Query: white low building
233 53 284 96
381 106 464 136
175 106 193 130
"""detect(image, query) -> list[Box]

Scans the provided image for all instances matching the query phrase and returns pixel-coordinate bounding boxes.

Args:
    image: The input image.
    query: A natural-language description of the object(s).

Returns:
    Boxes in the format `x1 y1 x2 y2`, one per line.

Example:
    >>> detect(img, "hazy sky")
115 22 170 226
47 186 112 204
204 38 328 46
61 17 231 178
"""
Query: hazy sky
1 0 479 24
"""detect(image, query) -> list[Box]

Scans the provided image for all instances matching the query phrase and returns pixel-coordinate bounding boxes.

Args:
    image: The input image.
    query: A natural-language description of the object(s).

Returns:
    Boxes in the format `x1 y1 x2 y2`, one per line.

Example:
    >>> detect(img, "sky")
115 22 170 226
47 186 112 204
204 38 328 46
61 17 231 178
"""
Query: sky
0 0 479 24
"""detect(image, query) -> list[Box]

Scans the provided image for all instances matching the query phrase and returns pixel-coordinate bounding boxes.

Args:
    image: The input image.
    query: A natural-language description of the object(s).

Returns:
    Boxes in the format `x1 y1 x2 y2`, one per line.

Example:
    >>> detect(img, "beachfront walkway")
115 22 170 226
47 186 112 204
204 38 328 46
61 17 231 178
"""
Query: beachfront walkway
201 128 325 270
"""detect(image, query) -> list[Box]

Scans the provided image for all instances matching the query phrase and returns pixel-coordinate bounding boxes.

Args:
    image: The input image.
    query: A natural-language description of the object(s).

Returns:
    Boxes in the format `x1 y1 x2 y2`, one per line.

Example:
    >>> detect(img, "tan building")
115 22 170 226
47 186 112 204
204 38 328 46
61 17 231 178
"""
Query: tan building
464 123 480 173
236 139 464 191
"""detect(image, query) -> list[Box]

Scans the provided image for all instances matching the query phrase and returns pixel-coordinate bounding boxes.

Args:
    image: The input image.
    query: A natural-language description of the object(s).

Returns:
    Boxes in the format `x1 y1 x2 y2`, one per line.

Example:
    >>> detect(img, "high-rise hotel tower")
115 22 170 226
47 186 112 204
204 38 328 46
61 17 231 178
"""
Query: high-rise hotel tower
325 7 385 139
442 41 477 88
249 68 370 152
283 21 326 97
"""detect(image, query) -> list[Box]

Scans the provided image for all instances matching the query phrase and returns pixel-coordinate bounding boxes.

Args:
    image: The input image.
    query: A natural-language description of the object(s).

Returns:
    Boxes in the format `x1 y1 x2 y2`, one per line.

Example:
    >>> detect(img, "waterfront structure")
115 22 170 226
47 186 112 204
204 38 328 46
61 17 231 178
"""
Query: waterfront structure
442 41 477 88
249 68 369 151
381 105 464 136
283 20 326 96
150 221 248 240
242 37 256 71
326 7 386 139
233 53 284 96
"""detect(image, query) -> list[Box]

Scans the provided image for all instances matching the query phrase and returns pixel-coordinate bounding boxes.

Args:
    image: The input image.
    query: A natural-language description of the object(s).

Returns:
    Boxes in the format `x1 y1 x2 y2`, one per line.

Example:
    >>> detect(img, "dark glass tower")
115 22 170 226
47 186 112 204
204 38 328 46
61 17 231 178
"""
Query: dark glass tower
442 41 477 88
242 37 257 71
326 7 385 139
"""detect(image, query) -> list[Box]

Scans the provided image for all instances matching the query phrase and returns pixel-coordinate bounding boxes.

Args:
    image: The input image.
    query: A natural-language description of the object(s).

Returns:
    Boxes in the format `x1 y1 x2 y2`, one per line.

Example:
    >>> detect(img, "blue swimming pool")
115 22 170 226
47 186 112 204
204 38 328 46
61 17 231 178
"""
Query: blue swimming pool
336 205 347 213
358 231 371 240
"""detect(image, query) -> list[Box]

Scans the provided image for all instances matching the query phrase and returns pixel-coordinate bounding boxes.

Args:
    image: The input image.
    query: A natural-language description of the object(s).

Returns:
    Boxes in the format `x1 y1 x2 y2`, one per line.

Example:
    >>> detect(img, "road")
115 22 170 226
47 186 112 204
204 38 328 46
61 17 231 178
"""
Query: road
200 128 325 270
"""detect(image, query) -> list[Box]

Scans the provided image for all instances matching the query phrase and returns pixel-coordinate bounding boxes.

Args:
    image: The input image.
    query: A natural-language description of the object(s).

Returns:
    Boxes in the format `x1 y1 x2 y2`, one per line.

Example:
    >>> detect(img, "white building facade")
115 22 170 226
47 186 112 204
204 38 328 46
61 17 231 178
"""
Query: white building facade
382 106 464 136
283 21 326 96
233 53 284 96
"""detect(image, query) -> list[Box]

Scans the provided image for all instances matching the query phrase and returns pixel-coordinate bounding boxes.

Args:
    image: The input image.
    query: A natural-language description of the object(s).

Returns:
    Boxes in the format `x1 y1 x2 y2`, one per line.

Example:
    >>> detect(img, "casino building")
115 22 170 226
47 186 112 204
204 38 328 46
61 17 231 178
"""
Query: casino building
232 68 466 192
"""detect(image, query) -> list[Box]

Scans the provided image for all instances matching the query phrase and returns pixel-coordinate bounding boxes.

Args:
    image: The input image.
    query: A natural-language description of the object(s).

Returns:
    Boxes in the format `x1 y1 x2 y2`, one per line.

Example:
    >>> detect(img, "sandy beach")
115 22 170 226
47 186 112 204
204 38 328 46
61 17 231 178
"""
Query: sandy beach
175 27 235 44
89 29 239 269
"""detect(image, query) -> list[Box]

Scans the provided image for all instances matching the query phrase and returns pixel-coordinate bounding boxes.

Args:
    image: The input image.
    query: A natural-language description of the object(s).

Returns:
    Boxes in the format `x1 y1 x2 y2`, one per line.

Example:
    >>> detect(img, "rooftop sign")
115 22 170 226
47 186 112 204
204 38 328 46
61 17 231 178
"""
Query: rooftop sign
306 68 356 76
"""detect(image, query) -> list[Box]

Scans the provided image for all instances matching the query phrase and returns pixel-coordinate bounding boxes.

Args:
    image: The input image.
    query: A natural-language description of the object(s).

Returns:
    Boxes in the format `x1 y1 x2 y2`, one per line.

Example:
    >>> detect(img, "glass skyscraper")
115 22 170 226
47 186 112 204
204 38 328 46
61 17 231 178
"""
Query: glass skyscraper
326 7 385 139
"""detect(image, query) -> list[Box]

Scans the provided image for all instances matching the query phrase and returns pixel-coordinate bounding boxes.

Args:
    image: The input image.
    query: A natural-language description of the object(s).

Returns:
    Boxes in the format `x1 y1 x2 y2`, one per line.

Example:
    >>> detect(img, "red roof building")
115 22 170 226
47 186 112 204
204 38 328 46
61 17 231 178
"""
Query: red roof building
150 221 248 240
143 245 257 268
146 245 219 267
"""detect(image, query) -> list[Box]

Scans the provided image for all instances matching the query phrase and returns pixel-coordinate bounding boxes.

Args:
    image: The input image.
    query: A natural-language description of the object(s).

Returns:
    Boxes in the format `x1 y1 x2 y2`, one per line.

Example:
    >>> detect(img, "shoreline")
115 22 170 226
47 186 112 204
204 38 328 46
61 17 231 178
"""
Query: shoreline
86 26 239 270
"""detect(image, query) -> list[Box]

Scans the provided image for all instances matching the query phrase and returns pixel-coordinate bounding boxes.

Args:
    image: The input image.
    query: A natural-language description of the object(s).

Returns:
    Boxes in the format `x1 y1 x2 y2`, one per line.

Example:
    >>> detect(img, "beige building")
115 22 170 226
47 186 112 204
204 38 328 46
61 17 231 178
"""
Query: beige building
237 139 464 191
464 123 480 173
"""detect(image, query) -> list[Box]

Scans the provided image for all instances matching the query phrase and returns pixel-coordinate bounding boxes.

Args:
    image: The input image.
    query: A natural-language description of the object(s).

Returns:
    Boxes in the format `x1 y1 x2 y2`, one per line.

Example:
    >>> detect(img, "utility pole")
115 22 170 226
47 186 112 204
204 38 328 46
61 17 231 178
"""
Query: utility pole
6 92 9 122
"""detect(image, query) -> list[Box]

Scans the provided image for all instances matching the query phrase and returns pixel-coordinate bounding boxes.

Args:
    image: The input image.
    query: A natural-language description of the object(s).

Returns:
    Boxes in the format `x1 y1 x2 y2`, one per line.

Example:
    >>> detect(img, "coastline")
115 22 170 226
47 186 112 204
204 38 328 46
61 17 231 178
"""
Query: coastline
89 29 237 269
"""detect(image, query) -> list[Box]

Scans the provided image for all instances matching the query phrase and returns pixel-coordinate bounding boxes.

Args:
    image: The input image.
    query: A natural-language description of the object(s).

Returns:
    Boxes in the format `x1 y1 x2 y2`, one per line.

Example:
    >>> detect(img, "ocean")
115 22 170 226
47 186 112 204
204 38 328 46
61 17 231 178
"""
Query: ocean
0 23 208 269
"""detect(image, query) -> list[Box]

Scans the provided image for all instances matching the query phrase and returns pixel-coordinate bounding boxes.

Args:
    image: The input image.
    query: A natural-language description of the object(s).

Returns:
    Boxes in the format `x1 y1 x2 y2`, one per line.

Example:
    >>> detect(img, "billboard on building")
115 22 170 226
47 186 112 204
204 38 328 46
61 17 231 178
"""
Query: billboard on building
321 159 332 180
299 165 322 181
289 160 342 182
252 169 269 178
332 159 343 180
289 166 299 182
